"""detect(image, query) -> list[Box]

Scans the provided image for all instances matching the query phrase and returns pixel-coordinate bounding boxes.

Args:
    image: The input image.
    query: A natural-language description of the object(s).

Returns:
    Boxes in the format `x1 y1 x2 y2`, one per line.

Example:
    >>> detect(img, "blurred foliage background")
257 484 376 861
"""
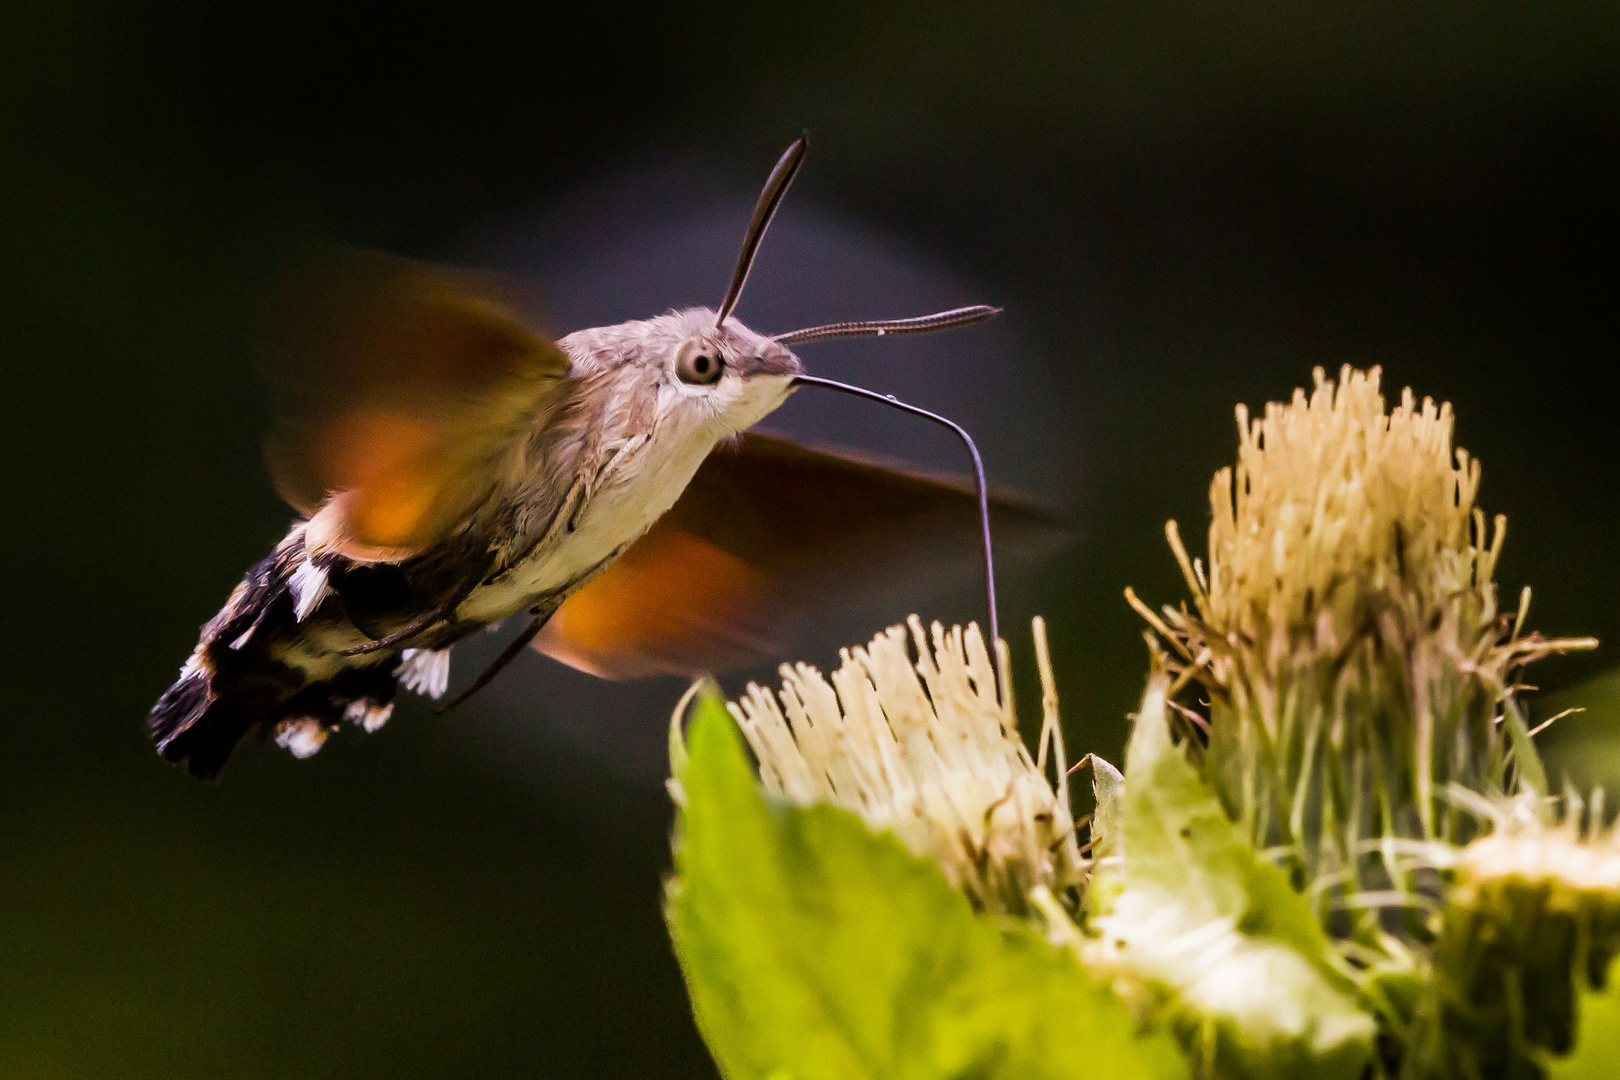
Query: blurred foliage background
3 2 1618 1076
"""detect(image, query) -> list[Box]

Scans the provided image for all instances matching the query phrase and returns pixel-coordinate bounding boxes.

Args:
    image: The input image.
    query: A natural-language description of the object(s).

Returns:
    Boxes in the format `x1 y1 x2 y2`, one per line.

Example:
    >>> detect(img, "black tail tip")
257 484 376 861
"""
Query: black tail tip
148 671 251 781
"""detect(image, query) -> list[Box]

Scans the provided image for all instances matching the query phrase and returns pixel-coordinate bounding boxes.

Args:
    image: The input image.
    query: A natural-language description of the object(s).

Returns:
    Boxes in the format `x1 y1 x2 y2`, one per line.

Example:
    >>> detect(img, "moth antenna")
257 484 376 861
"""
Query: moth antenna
716 135 808 326
773 305 1001 347
790 374 1005 694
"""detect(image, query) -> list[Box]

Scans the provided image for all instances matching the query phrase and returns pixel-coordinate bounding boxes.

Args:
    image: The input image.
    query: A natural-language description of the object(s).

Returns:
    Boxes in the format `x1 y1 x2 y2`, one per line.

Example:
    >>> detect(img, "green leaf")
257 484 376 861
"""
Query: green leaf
1120 682 1331 958
1548 958 1620 1079
1090 755 1126 861
667 693 1190 1080
1500 700 1550 806
1096 679 1376 1080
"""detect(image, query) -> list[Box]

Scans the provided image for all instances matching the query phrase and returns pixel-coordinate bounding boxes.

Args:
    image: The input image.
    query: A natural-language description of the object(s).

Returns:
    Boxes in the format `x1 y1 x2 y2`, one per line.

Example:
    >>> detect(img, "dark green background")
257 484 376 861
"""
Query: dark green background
4 3 1618 1076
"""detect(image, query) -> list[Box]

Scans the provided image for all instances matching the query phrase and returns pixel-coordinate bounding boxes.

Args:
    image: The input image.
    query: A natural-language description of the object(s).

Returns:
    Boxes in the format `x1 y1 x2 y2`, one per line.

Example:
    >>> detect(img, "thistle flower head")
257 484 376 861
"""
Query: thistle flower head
723 616 1084 915
1410 790 1620 1073
1130 366 1595 888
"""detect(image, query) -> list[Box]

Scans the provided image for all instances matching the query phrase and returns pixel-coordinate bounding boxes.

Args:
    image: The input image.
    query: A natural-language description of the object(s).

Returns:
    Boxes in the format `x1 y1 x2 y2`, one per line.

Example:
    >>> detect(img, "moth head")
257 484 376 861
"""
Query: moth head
665 309 801 430
556 309 799 442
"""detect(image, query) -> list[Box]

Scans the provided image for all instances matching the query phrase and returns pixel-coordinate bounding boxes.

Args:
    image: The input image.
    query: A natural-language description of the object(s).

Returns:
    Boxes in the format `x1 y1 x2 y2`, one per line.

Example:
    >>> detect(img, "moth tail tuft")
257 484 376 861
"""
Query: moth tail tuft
148 663 212 752
147 662 260 781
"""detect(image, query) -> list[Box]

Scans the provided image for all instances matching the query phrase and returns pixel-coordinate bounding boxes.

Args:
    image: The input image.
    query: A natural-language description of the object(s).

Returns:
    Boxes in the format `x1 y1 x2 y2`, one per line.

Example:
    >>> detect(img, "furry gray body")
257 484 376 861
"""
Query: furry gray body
150 310 798 777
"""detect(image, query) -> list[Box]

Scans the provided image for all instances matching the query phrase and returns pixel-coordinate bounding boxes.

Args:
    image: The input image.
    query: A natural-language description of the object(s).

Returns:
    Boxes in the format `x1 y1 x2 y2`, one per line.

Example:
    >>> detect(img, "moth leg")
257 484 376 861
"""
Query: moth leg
339 578 479 656
436 597 562 713
341 603 454 656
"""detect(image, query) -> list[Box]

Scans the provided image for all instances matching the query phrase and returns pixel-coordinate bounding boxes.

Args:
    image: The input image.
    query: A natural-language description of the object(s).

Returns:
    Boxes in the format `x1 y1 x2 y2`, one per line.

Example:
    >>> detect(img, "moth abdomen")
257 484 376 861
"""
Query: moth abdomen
149 535 414 779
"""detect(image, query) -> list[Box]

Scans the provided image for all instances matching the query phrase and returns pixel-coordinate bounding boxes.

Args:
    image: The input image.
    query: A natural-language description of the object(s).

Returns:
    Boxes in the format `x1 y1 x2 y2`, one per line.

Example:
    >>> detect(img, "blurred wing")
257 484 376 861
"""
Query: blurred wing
533 431 1068 679
260 250 570 561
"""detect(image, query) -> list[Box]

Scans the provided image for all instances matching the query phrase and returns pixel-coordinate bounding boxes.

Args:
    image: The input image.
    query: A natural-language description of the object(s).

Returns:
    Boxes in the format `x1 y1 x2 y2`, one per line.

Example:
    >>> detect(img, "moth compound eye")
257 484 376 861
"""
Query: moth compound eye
675 342 725 386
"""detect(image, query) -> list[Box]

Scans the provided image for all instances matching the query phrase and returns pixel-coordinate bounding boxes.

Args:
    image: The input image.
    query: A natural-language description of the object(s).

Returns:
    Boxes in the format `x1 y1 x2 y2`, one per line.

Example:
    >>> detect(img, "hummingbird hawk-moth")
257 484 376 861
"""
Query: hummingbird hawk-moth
149 137 1050 778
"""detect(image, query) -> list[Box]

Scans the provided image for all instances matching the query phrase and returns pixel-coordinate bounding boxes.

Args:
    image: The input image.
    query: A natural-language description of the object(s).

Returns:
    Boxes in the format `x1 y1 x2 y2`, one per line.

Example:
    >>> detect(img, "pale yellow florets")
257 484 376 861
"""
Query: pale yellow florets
726 617 1084 914
1455 791 1620 901
1198 365 1496 648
